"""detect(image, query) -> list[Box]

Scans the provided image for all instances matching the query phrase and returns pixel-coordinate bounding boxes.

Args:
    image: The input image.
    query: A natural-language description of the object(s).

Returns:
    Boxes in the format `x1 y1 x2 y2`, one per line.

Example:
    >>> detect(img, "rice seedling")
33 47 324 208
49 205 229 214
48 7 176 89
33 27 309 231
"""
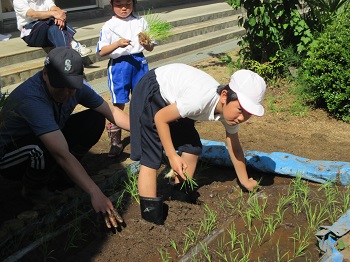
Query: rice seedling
181 172 198 191
169 239 179 254
304 201 329 231
64 210 87 252
275 240 292 262
215 251 229 262
290 226 311 258
238 209 254 231
340 186 350 213
252 224 268 247
200 204 217 235
226 222 240 250
275 194 292 222
319 181 343 223
164 169 198 192
122 169 139 204
182 226 200 254
199 242 211 261
215 235 228 261
247 191 267 220
264 215 280 236
238 234 254 260
140 10 173 44
159 248 171 262
290 175 310 215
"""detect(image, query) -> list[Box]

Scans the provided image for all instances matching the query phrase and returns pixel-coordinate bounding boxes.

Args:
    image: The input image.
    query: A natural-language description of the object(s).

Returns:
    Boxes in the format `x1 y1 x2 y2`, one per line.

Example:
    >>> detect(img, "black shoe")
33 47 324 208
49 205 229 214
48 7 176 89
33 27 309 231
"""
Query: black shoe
170 183 201 204
139 196 164 225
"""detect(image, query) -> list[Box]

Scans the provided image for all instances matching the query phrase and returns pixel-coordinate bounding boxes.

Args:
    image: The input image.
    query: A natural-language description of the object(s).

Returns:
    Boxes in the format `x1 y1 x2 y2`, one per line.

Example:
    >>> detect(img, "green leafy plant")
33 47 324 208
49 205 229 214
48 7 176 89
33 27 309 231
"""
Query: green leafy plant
123 168 140 204
226 0 313 69
337 239 349 250
301 0 350 33
180 172 198 192
200 204 217 235
158 248 171 262
299 7 350 122
164 169 198 192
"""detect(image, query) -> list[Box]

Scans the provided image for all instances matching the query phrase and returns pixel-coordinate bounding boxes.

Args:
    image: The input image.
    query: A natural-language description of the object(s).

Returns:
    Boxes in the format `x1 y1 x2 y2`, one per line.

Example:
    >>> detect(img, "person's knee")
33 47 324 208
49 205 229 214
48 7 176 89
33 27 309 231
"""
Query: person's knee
178 144 202 156
47 24 60 36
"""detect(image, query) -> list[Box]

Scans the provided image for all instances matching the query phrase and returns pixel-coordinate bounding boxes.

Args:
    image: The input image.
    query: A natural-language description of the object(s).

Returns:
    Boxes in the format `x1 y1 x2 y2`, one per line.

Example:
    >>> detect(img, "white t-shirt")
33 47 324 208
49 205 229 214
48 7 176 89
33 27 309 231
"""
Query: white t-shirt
97 15 149 59
155 63 239 134
13 0 56 32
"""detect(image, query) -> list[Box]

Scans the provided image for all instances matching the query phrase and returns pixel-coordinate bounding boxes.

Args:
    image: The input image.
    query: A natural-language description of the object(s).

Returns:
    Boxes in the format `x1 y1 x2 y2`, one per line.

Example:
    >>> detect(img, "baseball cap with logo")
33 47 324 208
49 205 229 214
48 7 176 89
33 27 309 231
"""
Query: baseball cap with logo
229 69 266 116
44 47 84 90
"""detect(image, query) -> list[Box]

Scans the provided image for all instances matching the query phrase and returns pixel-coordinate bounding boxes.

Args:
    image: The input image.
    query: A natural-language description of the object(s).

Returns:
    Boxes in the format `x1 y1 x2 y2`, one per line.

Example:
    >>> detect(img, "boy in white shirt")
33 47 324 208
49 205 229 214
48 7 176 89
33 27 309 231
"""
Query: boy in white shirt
130 63 266 225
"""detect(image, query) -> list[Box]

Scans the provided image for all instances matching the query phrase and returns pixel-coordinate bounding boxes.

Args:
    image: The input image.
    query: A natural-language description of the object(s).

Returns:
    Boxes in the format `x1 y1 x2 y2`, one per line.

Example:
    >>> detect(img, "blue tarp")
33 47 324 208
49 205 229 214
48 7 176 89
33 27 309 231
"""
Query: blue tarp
316 210 350 262
199 139 350 185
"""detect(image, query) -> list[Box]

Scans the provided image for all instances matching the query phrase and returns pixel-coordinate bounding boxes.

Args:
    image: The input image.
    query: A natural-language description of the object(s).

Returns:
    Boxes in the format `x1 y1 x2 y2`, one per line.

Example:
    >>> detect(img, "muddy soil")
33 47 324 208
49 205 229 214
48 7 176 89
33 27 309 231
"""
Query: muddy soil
0 53 350 261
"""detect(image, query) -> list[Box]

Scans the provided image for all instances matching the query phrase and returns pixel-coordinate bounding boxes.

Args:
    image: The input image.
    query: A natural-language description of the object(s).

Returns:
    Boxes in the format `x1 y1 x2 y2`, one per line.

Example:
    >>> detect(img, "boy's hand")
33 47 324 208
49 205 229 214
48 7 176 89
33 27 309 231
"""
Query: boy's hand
168 154 188 181
242 178 258 192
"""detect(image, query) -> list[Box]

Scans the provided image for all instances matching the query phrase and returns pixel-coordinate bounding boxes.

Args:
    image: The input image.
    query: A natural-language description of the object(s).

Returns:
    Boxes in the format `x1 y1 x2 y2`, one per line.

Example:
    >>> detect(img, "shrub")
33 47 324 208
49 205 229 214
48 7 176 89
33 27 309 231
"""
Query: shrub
301 0 350 33
226 0 313 64
299 8 350 122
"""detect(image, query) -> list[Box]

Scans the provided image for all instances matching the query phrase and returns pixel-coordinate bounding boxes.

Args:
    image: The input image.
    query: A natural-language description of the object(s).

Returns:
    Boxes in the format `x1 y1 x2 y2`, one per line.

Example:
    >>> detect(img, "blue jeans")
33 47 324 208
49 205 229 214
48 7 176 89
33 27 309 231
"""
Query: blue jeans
23 18 76 47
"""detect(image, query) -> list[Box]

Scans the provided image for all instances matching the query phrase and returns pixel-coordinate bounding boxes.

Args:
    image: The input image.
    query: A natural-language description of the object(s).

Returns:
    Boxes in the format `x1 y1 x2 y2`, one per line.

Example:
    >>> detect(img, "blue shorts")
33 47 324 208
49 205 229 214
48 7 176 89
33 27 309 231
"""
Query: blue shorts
107 53 148 104
130 69 202 170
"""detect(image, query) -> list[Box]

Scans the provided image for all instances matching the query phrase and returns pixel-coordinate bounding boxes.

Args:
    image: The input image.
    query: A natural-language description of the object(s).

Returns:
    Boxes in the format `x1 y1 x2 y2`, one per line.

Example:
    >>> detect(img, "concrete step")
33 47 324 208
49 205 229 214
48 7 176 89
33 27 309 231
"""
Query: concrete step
0 1 244 93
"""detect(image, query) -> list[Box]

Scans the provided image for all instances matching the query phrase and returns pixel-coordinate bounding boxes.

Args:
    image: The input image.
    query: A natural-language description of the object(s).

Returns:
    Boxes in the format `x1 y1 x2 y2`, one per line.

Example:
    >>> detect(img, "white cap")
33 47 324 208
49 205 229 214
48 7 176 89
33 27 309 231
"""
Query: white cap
229 69 266 116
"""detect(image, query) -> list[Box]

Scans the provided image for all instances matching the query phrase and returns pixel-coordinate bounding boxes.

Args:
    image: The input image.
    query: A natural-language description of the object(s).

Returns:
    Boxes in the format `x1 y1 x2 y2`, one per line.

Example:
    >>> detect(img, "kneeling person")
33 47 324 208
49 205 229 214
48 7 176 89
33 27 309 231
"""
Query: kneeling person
0 47 129 229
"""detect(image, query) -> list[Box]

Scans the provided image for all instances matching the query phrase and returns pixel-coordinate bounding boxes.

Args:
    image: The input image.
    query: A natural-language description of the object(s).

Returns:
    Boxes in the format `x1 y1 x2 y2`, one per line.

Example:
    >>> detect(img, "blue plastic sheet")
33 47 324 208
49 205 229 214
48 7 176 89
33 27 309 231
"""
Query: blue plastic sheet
316 210 350 262
199 139 350 185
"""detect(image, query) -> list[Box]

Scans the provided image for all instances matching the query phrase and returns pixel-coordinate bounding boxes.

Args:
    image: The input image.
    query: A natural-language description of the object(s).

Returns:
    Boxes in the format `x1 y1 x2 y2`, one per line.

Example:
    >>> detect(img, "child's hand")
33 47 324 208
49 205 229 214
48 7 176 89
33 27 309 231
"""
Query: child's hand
169 154 187 181
117 39 131 48
243 178 258 192
138 32 154 51
138 32 151 45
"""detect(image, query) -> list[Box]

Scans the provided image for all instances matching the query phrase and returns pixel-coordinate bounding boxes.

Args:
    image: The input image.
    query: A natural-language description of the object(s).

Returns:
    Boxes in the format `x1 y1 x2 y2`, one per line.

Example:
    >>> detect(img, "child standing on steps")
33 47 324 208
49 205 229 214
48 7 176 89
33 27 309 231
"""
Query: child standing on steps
130 63 266 225
97 0 155 158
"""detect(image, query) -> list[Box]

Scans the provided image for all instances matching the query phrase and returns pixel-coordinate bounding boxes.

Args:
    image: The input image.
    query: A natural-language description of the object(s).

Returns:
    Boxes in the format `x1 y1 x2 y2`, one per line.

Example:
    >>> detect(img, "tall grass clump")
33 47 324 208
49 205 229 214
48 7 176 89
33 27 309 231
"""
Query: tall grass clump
142 10 172 42
299 7 350 122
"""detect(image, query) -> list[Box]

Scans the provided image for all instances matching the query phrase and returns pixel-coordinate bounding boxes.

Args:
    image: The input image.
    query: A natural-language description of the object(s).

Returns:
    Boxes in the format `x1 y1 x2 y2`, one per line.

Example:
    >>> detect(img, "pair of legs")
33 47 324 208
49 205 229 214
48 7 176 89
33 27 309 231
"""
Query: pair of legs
0 110 105 191
130 70 203 224
106 103 125 158
22 18 91 56
138 153 199 197
106 53 148 158
135 117 202 225
137 117 203 198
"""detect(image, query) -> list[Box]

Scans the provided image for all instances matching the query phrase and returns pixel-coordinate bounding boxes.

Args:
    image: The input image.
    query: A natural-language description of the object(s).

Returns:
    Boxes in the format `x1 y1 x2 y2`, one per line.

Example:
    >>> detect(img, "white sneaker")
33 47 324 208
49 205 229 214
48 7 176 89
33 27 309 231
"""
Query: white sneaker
71 40 92 57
